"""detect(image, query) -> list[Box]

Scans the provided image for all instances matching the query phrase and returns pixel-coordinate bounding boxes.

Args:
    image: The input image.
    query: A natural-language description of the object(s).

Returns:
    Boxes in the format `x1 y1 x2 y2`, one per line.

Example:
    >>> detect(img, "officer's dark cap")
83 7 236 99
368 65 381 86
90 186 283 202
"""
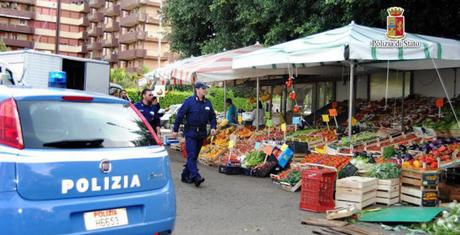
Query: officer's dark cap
194 82 209 89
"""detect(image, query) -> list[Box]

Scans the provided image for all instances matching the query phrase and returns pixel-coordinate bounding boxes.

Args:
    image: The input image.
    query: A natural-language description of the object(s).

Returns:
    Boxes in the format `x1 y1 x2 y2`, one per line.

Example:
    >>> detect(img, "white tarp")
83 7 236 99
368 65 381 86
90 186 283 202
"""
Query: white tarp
233 22 460 70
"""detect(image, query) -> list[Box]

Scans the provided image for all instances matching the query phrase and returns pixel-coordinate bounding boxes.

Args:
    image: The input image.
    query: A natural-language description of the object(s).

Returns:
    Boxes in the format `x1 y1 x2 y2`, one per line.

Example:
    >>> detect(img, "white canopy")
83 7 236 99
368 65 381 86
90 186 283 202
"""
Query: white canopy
233 22 460 70
233 22 460 138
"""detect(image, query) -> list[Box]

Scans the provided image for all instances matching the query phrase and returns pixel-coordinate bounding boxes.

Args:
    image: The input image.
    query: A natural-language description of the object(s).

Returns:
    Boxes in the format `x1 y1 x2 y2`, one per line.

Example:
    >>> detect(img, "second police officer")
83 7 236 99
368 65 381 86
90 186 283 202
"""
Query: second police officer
172 82 217 187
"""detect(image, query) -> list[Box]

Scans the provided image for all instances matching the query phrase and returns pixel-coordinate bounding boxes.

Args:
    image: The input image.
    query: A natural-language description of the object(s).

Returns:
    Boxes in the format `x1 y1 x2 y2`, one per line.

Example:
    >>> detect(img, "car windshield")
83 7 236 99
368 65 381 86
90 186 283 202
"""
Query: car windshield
17 101 158 149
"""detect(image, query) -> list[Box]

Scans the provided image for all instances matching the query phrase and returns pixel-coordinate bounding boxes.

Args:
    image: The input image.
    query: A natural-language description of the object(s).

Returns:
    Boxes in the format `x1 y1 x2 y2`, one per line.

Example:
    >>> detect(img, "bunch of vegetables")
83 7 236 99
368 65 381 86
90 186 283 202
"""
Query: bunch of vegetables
418 202 460 234
368 163 400 179
242 151 266 168
302 153 351 171
350 155 374 172
280 171 301 186
339 131 378 146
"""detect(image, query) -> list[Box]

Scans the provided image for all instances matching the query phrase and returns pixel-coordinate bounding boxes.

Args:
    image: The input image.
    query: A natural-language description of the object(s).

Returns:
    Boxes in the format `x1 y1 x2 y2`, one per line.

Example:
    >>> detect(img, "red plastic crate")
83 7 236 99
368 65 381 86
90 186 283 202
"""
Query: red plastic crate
299 168 336 212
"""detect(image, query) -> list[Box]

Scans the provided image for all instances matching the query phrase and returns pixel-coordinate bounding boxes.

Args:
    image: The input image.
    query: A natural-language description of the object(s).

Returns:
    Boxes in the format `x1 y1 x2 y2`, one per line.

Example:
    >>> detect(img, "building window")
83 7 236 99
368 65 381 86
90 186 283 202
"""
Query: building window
19 20 26 25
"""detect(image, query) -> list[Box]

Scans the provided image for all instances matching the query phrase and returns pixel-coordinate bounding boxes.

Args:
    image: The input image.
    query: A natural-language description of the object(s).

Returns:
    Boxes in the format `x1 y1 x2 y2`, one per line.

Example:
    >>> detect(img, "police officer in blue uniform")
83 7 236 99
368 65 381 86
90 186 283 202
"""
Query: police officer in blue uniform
172 82 217 187
135 88 161 135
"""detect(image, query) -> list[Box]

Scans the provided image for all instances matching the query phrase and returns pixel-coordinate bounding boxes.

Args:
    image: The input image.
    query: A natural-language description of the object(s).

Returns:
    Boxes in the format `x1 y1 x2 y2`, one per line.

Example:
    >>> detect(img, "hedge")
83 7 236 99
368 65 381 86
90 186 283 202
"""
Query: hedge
125 88 255 112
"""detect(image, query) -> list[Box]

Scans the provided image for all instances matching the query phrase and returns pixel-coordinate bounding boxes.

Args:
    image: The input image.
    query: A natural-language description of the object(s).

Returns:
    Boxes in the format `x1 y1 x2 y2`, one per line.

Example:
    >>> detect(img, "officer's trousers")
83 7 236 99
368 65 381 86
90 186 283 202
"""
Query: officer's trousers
183 136 204 179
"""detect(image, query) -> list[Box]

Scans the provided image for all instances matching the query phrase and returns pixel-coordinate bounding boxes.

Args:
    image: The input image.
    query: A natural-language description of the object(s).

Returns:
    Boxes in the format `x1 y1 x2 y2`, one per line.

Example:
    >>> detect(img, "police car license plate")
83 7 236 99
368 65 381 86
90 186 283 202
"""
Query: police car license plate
83 208 128 230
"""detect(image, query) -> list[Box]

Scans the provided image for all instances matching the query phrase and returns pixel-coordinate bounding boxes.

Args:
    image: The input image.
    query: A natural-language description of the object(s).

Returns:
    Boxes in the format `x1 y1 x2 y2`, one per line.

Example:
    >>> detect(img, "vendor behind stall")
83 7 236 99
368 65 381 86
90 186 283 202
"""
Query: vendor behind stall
226 98 237 124
252 101 265 128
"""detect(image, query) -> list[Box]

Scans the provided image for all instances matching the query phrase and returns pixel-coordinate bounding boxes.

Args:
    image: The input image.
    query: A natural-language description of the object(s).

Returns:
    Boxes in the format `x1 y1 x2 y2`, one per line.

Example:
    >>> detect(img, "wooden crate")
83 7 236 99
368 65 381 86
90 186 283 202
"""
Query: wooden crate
336 197 377 210
376 179 400 205
336 187 377 202
377 197 400 205
401 169 439 188
336 176 378 190
400 186 438 207
280 181 302 192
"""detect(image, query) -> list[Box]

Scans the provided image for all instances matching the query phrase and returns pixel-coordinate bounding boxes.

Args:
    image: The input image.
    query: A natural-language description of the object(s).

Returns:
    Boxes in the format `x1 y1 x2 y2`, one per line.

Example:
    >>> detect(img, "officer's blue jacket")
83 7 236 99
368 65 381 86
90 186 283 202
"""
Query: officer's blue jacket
173 96 217 138
134 101 161 128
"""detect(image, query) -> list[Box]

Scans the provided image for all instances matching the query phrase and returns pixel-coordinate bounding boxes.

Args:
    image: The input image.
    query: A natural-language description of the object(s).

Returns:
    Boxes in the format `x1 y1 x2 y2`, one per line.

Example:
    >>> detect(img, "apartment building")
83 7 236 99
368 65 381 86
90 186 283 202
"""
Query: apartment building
0 0 172 73
0 0 36 50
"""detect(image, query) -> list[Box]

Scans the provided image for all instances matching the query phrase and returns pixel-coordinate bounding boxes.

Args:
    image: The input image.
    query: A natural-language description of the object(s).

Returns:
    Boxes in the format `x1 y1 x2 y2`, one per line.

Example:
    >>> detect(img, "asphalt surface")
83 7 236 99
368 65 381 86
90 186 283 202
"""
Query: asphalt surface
168 148 392 235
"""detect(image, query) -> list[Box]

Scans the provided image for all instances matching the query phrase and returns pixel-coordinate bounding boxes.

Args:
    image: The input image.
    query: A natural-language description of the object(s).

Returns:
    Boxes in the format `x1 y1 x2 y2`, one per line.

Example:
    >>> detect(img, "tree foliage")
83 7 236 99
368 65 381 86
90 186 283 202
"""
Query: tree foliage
0 38 9 52
164 0 460 57
110 68 139 89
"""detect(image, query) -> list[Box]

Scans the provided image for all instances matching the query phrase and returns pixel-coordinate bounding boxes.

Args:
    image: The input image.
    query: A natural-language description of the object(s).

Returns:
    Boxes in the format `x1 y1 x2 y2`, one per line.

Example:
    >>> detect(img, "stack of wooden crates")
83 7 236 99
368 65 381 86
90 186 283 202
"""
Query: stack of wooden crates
335 176 378 210
376 178 400 205
400 168 439 206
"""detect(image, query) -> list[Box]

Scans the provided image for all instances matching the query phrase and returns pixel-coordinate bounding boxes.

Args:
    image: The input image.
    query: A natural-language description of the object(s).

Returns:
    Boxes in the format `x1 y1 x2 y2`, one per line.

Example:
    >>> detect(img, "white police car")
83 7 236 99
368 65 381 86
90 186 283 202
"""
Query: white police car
0 86 175 234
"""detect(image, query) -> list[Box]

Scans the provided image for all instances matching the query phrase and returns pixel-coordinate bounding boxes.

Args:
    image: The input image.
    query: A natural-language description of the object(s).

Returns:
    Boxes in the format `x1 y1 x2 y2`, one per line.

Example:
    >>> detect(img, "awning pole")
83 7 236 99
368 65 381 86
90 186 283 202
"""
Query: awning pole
385 60 390 110
432 58 460 128
224 81 227 118
348 62 354 140
401 71 405 131
256 77 260 130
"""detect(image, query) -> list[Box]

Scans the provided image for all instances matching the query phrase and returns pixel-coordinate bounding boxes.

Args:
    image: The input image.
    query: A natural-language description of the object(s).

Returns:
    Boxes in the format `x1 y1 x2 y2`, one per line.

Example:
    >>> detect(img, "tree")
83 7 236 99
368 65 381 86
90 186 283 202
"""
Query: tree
110 68 138 88
0 38 9 52
164 0 460 57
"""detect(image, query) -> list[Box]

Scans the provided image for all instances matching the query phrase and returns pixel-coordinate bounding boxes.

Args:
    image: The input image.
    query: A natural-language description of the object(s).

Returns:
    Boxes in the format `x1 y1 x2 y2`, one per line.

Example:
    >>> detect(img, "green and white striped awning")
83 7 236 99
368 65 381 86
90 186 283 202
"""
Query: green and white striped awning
233 22 460 70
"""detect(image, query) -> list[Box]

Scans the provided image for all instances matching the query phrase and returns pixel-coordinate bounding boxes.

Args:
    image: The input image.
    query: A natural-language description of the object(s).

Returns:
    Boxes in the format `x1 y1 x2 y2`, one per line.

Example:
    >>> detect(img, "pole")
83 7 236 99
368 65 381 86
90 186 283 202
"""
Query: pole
348 62 354 140
224 80 227 118
256 77 260 130
158 0 163 68
401 71 405 131
55 0 61 54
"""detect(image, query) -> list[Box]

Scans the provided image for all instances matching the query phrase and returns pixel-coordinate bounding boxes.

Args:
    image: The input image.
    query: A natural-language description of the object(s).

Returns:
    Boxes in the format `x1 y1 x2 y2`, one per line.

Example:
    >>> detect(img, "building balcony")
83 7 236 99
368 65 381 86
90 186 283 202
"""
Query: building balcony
103 5 121 17
119 31 146 44
88 51 102 60
3 38 33 48
103 21 120 32
120 0 161 11
120 13 159 27
88 11 104 22
0 8 34 19
103 53 119 63
8 0 35 5
103 38 119 48
87 42 102 51
62 2 90 12
0 24 33 34
87 27 103 37
118 49 147 60
89 0 105 8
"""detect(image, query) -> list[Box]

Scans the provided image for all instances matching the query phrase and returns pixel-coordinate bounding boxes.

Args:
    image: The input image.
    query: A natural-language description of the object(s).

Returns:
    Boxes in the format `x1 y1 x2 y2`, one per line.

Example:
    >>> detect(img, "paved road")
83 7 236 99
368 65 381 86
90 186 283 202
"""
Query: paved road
168 148 389 235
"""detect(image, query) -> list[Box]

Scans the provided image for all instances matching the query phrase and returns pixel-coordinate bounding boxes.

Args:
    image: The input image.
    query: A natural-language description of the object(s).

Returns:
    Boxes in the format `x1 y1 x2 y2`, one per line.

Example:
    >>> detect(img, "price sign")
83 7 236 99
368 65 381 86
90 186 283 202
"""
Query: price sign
255 142 261 150
328 109 337 117
280 143 289 152
352 117 358 126
322 114 330 123
292 117 301 125
281 123 287 132
228 140 235 149
262 145 273 155
436 98 444 108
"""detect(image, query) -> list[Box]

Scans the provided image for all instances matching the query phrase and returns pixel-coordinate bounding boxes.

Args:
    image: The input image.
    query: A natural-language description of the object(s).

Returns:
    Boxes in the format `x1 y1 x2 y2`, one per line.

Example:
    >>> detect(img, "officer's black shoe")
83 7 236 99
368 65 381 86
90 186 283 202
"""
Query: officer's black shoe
181 175 193 184
193 176 205 187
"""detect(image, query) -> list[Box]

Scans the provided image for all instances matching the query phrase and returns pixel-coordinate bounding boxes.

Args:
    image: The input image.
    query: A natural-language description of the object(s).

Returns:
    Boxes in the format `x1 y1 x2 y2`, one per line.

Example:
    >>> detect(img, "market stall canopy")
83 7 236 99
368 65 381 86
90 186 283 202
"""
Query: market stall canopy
170 44 270 83
145 55 206 84
232 22 460 70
